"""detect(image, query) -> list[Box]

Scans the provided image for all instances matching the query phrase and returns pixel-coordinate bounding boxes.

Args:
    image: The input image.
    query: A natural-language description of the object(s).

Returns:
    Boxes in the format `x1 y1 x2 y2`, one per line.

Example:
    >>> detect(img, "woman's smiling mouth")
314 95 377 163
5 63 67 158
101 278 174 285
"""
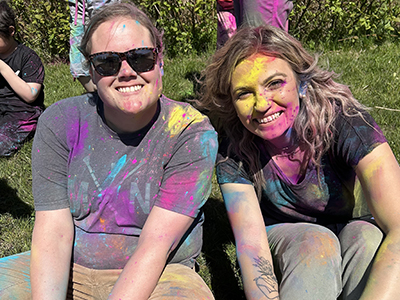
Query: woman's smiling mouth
257 112 282 124
117 85 142 93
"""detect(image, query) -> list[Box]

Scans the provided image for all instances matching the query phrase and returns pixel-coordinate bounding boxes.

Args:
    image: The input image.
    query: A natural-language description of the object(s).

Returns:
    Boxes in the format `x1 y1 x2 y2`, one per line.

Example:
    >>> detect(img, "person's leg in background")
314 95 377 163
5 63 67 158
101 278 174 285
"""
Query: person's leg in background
216 0 237 49
234 0 293 31
68 0 96 93
0 107 42 157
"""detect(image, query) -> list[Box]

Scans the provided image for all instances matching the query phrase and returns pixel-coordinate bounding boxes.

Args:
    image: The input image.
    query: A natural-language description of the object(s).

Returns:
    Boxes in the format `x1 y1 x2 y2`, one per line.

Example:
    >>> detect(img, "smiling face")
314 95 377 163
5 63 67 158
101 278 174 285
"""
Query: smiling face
90 17 162 132
231 54 300 146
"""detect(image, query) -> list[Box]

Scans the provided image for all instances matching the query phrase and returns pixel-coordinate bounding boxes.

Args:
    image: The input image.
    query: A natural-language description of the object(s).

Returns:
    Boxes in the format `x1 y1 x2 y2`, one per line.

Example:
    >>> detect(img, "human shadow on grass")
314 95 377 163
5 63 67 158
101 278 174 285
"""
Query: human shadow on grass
180 70 245 298
0 178 33 218
202 197 246 300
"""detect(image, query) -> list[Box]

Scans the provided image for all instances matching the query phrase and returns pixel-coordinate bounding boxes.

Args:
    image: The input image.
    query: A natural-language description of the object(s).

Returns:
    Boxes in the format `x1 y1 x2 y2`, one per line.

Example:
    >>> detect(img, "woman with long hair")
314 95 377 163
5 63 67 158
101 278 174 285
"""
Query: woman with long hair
199 25 400 299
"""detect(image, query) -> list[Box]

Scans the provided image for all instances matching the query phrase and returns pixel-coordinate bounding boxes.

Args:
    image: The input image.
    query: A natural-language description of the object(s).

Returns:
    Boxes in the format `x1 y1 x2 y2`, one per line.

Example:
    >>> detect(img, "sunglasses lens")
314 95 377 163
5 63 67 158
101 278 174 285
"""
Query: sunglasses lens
127 49 155 72
91 53 121 76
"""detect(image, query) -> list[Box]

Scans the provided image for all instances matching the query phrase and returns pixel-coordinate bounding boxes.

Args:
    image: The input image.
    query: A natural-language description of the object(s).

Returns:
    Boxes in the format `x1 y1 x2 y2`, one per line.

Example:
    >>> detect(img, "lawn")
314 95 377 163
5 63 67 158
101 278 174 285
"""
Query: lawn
1 41 400 299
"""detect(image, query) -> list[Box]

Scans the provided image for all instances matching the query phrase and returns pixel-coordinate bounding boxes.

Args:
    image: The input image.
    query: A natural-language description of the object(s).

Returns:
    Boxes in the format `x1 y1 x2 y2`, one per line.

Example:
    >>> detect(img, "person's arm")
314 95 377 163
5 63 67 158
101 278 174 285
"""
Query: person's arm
30 208 74 300
220 183 279 300
108 206 194 300
0 59 42 103
355 142 400 300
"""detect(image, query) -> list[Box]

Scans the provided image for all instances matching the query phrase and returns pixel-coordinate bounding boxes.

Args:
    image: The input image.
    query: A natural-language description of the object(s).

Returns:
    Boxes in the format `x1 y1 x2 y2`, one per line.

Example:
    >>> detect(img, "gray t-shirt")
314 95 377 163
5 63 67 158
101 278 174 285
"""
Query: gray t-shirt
32 93 218 269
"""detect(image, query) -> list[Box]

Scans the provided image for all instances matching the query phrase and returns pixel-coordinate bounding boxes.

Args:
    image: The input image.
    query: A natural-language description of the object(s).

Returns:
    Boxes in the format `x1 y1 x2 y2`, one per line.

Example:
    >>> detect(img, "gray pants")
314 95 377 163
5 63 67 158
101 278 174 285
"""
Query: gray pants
266 221 383 300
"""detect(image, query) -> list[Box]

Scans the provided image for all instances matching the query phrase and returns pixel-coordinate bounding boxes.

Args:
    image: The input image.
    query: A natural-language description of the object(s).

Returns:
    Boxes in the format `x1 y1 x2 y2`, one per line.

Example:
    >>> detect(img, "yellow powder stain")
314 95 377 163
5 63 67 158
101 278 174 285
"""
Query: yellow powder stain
307 183 323 198
167 106 206 137
362 155 383 180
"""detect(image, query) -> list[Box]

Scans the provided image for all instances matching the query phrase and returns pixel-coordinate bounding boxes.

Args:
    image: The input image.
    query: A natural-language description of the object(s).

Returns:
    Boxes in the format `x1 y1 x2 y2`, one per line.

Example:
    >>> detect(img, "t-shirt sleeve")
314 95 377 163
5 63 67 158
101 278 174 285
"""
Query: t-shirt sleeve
154 110 218 218
20 47 45 84
31 103 71 211
215 138 253 185
332 109 387 167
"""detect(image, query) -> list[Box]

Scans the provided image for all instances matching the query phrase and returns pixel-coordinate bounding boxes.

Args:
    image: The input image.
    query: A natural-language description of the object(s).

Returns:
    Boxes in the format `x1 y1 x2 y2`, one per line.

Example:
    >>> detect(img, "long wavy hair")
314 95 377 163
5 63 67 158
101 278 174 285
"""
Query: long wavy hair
198 25 367 197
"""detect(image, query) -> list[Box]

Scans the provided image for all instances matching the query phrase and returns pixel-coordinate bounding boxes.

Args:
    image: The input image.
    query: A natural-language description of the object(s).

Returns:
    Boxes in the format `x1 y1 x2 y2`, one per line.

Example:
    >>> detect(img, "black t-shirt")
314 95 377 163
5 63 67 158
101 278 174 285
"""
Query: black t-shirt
0 43 45 112
217 109 387 226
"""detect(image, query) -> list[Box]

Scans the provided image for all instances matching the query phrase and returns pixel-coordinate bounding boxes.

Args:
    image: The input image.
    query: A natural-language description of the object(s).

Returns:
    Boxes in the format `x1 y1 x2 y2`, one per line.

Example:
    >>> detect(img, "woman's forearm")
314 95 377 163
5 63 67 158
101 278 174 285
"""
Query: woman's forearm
30 209 74 300
360 230 400 300
108 244 167 300
237 244 279 300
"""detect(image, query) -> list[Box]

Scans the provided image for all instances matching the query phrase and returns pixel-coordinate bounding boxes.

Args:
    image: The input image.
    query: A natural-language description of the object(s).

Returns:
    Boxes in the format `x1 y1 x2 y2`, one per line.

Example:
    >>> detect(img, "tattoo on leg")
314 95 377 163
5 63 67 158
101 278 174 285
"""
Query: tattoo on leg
253 256 279 299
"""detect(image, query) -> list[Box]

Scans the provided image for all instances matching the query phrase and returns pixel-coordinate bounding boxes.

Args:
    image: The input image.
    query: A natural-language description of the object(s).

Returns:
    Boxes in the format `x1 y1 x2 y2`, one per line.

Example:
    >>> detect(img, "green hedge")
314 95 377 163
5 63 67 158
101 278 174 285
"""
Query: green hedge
11 0 70 62
10 0 400 63
289 0 400 49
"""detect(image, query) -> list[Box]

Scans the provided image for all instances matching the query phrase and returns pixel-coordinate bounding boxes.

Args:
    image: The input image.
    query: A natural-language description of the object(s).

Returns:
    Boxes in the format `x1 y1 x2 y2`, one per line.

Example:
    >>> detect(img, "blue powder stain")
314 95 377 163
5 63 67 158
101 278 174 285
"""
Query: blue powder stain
102 155 127 187
200 130 218 158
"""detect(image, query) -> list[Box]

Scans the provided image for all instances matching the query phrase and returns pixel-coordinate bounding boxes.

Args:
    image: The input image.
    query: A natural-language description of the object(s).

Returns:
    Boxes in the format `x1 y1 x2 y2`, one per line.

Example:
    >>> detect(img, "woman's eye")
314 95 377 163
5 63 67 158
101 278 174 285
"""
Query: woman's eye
268 80 284 90
236 91 251 100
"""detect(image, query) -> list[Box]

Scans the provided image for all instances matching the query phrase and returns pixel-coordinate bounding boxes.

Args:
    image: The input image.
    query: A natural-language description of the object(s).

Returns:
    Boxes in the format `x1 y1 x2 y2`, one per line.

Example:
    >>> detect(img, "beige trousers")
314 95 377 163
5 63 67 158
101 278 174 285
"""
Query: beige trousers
0 251 214 300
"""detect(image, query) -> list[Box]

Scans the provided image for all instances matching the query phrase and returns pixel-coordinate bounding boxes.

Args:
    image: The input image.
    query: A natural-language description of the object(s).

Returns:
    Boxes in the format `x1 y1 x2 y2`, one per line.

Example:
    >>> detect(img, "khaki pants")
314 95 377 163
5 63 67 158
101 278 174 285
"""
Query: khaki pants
0 251 214 300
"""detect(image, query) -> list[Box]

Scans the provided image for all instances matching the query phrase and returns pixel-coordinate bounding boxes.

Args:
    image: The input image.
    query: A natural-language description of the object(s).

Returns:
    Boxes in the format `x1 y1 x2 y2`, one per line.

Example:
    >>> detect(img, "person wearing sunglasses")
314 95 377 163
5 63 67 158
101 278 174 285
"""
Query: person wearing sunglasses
0 2 217 299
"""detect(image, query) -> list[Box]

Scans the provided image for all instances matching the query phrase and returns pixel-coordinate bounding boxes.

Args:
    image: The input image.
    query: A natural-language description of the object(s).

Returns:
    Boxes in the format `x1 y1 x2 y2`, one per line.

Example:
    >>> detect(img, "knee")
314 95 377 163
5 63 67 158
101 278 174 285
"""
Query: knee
339 221 383 258
281 223 341 269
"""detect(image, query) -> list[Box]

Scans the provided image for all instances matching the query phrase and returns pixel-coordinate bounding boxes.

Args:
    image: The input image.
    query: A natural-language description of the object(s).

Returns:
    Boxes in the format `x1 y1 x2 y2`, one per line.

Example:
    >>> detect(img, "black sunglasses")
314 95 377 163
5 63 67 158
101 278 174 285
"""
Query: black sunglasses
88 47 158 77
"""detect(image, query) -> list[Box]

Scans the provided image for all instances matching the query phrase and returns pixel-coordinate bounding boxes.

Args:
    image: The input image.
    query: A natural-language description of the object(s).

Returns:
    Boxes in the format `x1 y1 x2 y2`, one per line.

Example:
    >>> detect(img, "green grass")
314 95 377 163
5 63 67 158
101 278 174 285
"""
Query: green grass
1 42 400 299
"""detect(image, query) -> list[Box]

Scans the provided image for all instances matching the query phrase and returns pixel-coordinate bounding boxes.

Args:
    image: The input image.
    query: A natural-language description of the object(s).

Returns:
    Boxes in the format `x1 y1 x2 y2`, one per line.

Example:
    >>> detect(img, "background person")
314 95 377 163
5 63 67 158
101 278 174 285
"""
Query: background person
68 0 120 92
199 24 400 299
217 0 293 49
0 0 44 157
0 3 217 299
233 0 293 31
216 0 236 49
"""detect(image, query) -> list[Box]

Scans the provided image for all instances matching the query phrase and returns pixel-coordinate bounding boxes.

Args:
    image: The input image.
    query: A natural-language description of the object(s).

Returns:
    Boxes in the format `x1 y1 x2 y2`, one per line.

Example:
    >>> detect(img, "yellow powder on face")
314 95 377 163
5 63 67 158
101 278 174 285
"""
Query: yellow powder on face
232 55 277 117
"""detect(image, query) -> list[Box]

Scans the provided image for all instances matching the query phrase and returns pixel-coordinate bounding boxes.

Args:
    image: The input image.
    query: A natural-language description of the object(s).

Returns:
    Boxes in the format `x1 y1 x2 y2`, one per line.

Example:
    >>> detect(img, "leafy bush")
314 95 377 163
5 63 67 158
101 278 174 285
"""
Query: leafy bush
9 0 400 62
11 0 70 62
289 0 400 49
137 0 217 57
